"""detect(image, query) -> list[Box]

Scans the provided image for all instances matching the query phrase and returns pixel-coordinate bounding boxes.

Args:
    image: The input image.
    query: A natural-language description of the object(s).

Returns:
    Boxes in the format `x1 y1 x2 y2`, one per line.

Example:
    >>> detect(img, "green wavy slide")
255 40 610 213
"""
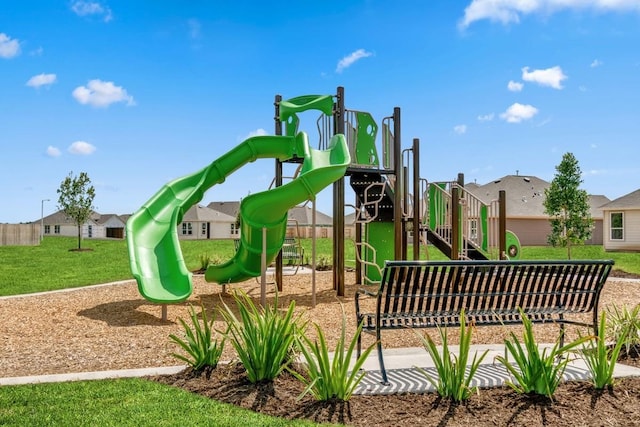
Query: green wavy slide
126 132 350 303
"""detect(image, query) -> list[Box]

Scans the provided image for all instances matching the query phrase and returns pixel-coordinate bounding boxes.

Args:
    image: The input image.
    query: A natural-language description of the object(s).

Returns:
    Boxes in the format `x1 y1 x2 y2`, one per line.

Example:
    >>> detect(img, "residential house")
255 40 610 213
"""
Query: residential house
601 189 640 252
208 201 334 238
178 204 238 240
39 210 127 239
467 174 608 246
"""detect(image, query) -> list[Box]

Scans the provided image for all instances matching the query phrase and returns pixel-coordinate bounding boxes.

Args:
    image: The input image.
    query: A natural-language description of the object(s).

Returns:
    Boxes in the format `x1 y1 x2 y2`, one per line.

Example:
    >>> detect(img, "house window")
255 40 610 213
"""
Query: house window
54 225 60 234
88 225 93 238
44 225 50 234
610 212 624 240
230 223 239 235
201 223 207 235
182 222 193 235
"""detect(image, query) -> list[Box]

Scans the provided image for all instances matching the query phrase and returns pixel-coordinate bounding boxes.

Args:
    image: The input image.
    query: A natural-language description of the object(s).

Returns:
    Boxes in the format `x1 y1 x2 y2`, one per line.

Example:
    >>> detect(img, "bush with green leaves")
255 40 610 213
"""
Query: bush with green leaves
606 304 640 356
169 303 225 371
291 307 375 401
416 310 489 401
495 309 590 398
580 312 627 389
220 290 303 383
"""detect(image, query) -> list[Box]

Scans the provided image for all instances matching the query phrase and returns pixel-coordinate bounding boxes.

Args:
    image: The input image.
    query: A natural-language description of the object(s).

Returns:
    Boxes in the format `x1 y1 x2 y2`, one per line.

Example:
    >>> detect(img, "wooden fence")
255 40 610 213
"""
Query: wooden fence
0 223 40 246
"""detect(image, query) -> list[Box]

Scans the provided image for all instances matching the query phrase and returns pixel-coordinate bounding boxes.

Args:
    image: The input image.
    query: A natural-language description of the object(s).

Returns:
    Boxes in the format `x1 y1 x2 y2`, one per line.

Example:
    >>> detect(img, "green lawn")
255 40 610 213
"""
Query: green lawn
0 236 637 298
0 379 322 427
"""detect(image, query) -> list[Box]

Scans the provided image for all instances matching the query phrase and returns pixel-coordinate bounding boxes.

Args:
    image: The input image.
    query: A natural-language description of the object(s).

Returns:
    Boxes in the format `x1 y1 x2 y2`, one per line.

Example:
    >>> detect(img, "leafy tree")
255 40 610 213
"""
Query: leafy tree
543 152 593 259
57 171 96 250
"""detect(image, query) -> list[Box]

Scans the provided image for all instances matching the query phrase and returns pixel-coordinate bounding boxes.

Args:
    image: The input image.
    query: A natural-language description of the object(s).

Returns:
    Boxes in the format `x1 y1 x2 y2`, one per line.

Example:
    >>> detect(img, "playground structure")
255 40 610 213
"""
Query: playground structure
126 86 520 306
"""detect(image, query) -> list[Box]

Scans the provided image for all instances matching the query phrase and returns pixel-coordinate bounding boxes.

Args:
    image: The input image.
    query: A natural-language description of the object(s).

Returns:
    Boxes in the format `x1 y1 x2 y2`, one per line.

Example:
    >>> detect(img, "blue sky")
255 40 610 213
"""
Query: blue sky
2 1 640 223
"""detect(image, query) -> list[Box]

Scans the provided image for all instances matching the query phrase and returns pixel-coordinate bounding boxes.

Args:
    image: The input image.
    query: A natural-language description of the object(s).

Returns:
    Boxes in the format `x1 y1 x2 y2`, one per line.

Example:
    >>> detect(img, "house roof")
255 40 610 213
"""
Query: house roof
468 175 550 217
600 188 640 210
466 174 607 219
39 209 102 225
287 205 333 226
207 201 240 219
182 204 236 222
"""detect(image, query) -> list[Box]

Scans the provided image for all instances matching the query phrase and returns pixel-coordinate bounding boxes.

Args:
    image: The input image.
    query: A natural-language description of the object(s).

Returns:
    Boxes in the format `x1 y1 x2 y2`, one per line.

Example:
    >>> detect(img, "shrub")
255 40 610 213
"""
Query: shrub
495 309 591 398
416 310 488 401
580 312 627 389
291 306 374 401
220 290 303 383
169 303 225 371
606 304 640 356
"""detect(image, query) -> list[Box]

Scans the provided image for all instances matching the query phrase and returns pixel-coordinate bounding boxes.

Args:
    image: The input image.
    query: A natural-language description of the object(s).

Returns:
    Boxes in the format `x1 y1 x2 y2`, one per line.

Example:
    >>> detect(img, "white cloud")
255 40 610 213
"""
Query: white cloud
0 33 20 58
336 49 373 73
46 146 61 157
453 124 468 135
71 1 113 22
521 66 567 89
500 103 539 123
590 59 603 68
26 73 57 88
72 79 134 107
243 128 269 141
187 19 201 39
477 113 495 122
68 141 96 155
507 80 524 92
459 0 640 29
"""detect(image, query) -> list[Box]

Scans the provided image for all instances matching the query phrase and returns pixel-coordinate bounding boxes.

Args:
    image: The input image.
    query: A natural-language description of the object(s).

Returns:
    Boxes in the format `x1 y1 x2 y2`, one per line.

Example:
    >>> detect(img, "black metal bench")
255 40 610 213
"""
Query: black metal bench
355 259 614 384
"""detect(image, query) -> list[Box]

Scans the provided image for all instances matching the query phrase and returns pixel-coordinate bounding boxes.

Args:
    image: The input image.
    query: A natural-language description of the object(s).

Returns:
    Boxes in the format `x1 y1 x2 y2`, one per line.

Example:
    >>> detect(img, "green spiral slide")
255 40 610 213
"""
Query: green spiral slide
126 132 350 303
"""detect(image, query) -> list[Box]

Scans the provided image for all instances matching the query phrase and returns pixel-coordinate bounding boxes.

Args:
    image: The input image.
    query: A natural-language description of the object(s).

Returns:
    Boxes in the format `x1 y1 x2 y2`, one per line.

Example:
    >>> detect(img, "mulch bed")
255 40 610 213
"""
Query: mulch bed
151 348 640 427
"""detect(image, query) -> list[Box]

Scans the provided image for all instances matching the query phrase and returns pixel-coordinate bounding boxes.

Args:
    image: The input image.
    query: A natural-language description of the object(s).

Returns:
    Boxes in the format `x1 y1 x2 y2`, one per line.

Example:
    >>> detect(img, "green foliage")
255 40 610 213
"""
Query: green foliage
56 171 96 250
416 310 489 401
543 152 593 259
220 290 303 383
580 312 626 389
169 303 225 371
606 304 640 356
495 309 591 398
291 307 374 401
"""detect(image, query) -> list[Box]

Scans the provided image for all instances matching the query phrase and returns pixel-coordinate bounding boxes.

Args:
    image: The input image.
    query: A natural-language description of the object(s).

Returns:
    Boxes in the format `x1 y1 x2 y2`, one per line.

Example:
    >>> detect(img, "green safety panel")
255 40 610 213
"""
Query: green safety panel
363 221 395 283
279 94 334 137
505 230 521 260
354 111 379 167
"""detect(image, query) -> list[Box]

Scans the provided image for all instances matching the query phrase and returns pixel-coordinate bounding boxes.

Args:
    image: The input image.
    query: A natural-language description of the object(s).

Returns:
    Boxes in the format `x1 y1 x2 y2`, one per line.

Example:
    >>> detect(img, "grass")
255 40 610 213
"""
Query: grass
0 378 320 427
0 237 637 297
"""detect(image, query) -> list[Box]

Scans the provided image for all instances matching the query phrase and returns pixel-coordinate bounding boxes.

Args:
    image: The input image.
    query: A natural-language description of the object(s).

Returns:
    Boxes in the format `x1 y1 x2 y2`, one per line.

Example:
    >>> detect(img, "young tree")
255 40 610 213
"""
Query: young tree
543 152 593 259
57 171 96 250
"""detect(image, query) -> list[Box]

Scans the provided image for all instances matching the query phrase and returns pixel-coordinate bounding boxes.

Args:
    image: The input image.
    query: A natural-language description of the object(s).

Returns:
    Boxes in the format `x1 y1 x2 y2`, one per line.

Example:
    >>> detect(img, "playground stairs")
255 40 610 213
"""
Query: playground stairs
424 227 488 260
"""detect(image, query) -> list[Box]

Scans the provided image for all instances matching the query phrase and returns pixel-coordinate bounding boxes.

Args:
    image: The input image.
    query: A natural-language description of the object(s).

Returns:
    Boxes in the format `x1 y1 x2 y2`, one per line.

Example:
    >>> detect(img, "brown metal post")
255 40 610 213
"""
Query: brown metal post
499 190 507 260
402 165 408 260
393 107 402 261
333 86 345 296
412 138 420 260
355 198 362 284
451 185 460 260
274 94 283 291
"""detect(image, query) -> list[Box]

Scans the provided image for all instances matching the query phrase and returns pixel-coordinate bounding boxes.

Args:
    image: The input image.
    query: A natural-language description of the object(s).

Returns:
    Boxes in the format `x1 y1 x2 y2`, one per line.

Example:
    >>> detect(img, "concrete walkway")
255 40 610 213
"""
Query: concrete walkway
3 344 640 395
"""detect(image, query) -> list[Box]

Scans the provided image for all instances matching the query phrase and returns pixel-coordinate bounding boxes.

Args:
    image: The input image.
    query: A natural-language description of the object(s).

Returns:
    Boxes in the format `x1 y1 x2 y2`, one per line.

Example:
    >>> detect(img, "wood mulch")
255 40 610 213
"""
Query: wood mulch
1 270 640 426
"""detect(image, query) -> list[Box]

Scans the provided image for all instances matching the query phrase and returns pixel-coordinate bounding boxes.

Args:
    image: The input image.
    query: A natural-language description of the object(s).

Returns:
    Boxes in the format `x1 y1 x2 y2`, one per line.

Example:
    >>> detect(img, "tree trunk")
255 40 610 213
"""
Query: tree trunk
77 224 82 250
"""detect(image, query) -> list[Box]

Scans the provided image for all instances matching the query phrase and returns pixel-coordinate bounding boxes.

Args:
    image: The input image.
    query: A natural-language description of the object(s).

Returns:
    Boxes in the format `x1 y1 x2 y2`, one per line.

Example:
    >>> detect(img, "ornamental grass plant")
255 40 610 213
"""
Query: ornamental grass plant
220 290 303 383
415 309 489 401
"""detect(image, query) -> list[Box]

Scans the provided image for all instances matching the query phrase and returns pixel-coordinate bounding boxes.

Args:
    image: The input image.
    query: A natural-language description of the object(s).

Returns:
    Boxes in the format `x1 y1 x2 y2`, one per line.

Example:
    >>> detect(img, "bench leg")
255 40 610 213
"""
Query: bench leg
376 329 390 386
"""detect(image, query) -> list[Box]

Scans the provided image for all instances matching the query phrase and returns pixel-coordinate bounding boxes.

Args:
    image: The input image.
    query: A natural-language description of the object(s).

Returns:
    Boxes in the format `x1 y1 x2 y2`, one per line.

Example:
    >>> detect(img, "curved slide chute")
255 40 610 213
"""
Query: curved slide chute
126 132 349 304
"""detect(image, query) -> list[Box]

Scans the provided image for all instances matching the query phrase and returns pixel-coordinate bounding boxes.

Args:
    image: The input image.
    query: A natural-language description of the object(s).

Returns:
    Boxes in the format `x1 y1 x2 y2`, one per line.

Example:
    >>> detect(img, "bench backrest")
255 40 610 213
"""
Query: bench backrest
377 260 614 317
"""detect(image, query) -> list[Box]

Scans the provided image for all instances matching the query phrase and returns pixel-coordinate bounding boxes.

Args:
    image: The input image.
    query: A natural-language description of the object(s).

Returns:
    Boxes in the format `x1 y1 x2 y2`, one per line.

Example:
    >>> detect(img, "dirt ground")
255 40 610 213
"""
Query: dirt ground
1 270 640 426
